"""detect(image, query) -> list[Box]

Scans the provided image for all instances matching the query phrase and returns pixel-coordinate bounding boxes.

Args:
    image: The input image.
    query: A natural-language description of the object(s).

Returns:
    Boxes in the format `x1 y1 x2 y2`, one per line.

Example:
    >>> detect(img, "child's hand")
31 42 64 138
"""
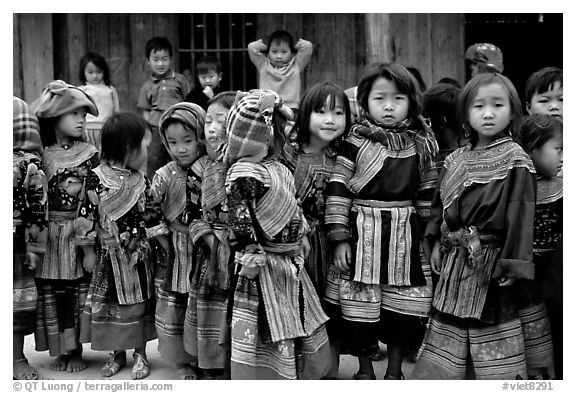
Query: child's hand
202 234 217 252
497 277 516 287
25 252 40 270
301 236 311 259
202 86 214 99
239 265 260 279
429 240 442 275
82 247 97 273
333 242 351 272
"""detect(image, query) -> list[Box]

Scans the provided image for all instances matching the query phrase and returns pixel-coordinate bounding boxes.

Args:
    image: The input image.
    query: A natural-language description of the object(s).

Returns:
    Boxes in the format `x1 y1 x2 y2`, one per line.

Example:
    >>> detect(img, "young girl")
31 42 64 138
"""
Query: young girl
224 89 331 379
78 52 120 150
324 63 438 380
517 114 562 379
183 92 237 380
33 80 100 373
248 31 313 114
412 73 537 380
149 102 206 380
79 112 161 379
280 82 351 378
13 97 47 380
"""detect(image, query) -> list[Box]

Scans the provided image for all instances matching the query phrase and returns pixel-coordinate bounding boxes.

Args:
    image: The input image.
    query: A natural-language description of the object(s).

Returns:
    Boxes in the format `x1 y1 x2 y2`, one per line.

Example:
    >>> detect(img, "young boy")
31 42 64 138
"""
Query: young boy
185 56 223 110
248 30 313 114
464 42 504 79
525 66 563 119
138 36 190 179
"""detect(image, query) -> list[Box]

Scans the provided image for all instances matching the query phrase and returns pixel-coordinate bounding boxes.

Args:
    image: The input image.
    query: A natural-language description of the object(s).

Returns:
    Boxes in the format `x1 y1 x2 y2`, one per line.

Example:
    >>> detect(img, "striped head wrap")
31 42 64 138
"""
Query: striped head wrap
224 89 293 167
13 96 42 155
158 102 206 161
32 80 98 119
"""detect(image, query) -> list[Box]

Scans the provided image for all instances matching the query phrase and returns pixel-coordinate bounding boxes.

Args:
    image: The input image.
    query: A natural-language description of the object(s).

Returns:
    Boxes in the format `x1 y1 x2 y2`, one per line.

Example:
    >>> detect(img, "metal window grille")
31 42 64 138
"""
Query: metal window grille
178 13 258 91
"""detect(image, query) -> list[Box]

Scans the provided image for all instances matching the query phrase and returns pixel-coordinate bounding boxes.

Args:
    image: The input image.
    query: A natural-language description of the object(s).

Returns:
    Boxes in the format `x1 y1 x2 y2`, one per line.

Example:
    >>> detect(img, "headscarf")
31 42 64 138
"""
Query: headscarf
224 89 293 167
32 80 98 119
13 96 42 155
158 102 206 161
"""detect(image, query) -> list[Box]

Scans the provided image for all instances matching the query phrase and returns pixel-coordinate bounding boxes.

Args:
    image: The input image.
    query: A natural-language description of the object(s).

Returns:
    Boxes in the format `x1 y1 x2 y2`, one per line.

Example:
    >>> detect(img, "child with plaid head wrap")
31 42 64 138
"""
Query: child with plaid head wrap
32 80 100 373
13 97 48 380
224 89 332 380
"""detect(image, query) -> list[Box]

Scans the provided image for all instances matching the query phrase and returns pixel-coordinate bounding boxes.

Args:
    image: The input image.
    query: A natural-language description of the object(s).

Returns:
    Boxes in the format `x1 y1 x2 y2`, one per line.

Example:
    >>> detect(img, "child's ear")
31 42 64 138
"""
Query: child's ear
525 102 533 114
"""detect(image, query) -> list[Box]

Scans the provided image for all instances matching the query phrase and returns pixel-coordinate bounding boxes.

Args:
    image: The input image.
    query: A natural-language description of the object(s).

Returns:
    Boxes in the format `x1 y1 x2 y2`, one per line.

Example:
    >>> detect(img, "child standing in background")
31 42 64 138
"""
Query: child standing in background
33 80 100 373
185 56 223 110
248 31 313 115
224 90 331 380
13 97 47 380
150 103 207 380
138 36 191 180
517 114 562 379
324 63 438 380
413 73 537 380
184 91 237 380
525 67 562 119
78 52 120 150
79 112 161 380
281 82 351 379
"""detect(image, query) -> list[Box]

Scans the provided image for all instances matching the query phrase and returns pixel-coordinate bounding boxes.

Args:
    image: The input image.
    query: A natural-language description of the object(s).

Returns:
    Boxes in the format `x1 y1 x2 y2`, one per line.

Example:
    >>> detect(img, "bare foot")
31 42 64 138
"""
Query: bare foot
174 363 198 380
49 355 69 371
66 349 87 373
13 359 38 380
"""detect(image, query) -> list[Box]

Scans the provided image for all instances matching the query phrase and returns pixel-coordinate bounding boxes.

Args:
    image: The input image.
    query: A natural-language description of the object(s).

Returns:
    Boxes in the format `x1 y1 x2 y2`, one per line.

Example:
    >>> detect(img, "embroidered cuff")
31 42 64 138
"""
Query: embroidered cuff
190 220 212 244
492 259 535 280
75 235 96 247
235 251 267 269
327 227 352 243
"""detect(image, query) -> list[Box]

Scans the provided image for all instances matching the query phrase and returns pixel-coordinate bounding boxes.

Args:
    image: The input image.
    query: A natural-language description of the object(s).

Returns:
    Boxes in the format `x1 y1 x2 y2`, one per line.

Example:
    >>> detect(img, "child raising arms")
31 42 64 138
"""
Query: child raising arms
248 31 313 114
413 73 537 380
78 52 120 150
324 63 438 380
33 81 100 373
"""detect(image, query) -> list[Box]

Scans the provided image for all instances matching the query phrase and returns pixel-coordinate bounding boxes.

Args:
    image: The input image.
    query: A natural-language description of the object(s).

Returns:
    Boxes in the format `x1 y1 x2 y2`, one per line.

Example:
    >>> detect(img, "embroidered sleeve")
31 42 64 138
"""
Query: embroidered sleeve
325 139 356 243
424 165 446 242
75 170 101 247
227 176 267 251
415 152 439 232
21 157 48 254
143 177 169 238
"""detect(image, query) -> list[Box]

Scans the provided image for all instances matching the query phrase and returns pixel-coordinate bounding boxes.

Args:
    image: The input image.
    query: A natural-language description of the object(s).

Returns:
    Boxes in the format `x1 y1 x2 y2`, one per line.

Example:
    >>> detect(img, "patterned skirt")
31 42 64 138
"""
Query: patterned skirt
304 225 332 297
34 276 89 356
13 229 37 335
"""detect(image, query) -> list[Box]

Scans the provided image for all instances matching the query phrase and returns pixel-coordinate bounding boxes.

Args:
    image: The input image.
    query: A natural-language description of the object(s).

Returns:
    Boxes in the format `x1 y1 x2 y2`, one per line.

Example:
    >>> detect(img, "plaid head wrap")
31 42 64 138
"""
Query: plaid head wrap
158 102 206 161
32 80 98 119
224 89 293 167
13 96 42 155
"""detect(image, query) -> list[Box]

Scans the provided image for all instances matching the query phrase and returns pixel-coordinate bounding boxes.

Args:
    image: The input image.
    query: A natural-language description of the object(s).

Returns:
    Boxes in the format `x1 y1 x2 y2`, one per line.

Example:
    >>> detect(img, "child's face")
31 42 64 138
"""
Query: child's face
368 76 409 126
532 132 563 178
126 129 152 171
165 122 200 167
55 108 87 144
204 102 228 151
267 40 292 67
468 83 511 145
84 61 104 85
198 70 222 90
147 49 172 77
527 81 563 120
308 96 347 147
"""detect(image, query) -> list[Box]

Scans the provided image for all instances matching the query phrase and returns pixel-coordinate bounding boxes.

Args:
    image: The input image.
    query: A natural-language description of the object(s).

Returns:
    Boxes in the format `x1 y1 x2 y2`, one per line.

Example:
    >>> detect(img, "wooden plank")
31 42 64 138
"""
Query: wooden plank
430 13 465 87
108 14 130 110
86 14 109 58
66 14 87 86
129 14 152 111
13 14 23 98
365 13 393 65
20 14 53 103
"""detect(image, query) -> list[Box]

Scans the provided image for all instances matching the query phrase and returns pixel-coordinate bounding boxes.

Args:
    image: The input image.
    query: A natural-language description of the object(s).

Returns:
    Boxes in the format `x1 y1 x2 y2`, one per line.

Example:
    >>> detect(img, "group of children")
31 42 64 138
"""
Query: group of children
13 30 562 381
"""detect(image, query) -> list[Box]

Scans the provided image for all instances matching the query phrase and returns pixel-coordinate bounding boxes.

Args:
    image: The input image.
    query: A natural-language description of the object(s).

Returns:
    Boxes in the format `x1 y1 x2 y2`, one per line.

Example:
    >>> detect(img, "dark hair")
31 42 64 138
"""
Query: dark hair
207 91 237 110
524 67 563 104
438 77 462 89
100 112 150 165
266 30 295 53
357 63 422 122
406 66 427 92
423 82 461 149
196 56 222 75
145 36 173 58
78 52 112 86
458 73 523 146
38 117 62 147
293 82 351 151
517 114 562 154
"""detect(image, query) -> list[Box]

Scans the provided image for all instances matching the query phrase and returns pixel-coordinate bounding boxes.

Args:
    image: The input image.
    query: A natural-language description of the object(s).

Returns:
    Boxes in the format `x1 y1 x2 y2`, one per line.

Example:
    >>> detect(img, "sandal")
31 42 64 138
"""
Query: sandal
353 372 376 380
101 351 127 378
13 358 38 380
132 352 150 380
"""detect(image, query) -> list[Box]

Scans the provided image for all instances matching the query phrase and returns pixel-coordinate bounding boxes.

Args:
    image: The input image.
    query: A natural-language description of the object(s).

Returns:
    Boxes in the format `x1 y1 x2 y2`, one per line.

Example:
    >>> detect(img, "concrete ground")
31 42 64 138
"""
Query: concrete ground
22 338 415 380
